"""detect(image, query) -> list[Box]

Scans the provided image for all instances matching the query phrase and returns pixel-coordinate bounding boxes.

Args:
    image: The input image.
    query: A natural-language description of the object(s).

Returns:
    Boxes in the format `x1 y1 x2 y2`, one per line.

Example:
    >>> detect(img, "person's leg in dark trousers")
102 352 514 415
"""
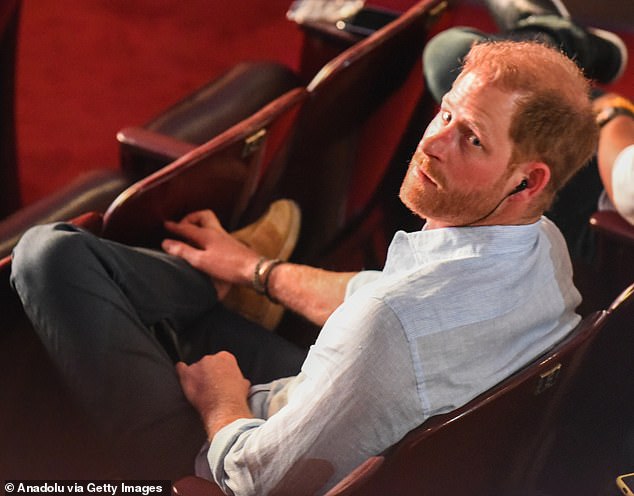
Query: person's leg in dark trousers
10 222 306 478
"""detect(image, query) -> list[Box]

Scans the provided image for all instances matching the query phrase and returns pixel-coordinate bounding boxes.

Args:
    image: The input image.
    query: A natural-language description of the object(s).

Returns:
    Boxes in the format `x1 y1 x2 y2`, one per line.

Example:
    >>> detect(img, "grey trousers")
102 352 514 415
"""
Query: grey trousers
10 223 306 479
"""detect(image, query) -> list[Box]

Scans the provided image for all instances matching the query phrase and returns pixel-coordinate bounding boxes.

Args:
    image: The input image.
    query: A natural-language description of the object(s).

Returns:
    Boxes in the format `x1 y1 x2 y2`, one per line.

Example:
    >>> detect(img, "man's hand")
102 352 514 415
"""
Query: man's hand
162 210 260 299
163 210 355 326
176 352 253 440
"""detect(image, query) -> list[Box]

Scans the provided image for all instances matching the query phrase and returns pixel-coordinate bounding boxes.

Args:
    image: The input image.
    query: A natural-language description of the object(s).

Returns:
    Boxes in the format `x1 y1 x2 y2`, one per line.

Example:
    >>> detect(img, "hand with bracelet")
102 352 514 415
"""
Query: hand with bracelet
162 209 262 301
161 209 355 326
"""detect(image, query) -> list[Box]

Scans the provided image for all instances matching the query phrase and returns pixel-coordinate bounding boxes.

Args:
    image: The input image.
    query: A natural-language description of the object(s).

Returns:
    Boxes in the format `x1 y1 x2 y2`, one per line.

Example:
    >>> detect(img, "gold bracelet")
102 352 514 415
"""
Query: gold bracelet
596 96 634 128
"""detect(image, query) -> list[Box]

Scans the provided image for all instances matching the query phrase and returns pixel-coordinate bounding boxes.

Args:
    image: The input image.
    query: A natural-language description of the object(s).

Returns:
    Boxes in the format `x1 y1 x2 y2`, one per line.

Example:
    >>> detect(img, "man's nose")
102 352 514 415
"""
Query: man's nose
421 122 452 160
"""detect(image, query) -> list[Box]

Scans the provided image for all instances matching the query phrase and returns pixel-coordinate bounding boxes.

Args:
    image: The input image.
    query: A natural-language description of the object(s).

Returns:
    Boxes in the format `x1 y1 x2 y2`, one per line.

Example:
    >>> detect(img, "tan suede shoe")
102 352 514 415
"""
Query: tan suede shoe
223 199 301 330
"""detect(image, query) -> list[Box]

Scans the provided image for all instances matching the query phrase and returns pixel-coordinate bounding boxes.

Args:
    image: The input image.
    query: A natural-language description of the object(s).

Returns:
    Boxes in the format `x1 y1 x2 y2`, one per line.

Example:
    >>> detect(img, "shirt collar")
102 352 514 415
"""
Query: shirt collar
382 218 542 276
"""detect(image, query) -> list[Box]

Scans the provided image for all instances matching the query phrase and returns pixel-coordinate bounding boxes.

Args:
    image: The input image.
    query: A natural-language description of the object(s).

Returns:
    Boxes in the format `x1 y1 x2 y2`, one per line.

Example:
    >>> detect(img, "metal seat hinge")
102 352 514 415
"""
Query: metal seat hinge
534 363 562 395
242 128 267 158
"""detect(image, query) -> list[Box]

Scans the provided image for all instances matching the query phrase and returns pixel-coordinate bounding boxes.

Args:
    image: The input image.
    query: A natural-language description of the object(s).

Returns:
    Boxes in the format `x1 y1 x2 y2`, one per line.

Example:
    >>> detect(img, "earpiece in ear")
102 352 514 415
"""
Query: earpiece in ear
509 179 528 196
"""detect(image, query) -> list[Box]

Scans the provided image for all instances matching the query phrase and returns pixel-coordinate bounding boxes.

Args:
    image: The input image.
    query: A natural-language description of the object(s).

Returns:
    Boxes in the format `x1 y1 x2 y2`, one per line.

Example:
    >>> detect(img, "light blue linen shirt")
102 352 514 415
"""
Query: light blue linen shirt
196 216 581 495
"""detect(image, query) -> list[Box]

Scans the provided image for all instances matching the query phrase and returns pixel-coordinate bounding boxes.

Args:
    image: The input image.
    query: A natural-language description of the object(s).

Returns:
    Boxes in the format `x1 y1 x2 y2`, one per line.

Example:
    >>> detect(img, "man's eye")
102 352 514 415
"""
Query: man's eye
441 111 451 123
468 135 482 147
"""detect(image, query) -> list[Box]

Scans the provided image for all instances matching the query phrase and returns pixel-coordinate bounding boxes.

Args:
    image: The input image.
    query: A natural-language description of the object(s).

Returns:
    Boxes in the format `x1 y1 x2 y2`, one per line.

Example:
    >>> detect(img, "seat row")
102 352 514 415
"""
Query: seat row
0 0 632 489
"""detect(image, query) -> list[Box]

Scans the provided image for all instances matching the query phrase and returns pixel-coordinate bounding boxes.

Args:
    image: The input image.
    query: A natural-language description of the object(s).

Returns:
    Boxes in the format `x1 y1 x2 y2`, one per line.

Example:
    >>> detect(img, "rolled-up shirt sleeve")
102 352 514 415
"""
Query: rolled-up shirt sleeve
204 294 423 496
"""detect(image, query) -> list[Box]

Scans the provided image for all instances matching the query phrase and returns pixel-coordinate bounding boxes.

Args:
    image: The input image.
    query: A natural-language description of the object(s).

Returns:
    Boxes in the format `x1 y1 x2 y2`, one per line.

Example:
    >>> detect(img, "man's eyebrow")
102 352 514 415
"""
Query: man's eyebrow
441 94 490 140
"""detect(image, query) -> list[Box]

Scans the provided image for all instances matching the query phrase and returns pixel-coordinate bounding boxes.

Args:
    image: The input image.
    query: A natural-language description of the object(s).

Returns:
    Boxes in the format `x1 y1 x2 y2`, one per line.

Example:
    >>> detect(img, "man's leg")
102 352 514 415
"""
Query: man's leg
10 223 305 478
482 0 571 31
180 306 307 385
482 0 626 85
422 1 626 104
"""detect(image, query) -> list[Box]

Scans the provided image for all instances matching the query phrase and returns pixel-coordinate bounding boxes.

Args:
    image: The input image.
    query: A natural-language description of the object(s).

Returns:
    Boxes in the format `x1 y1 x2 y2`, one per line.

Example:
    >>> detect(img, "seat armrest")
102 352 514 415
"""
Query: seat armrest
324 456 385 495
590 210 634 246
172 477 225 496
69 210 105 233
118 126 196 178
0 169 127 259
0 210 103 280
118 61 301 175
586 210 634 310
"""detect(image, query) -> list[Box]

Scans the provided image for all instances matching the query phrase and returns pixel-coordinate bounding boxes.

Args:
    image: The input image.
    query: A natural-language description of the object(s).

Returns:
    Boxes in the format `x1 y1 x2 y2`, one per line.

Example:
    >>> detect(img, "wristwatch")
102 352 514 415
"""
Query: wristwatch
595 95 634 128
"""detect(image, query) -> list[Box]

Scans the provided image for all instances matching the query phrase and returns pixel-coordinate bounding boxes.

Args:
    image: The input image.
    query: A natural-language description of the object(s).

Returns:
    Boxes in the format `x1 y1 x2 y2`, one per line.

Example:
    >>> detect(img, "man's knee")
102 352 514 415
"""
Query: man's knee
11 223 91 293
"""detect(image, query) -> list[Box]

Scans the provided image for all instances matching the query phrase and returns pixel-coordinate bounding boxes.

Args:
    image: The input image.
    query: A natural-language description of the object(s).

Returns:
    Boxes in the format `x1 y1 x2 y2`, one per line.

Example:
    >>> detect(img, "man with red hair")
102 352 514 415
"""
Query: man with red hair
12 39 597 494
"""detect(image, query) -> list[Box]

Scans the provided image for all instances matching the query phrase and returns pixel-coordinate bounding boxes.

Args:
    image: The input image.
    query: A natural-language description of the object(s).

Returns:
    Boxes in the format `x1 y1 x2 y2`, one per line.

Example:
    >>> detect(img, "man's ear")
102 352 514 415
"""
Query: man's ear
517 161 551 198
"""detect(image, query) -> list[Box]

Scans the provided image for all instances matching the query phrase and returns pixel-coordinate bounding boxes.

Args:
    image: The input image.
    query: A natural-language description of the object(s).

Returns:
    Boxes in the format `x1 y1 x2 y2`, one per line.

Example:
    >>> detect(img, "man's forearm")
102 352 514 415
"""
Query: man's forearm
598 114 634 202
203 400 255 441
175 354 254 442
264 263 357 327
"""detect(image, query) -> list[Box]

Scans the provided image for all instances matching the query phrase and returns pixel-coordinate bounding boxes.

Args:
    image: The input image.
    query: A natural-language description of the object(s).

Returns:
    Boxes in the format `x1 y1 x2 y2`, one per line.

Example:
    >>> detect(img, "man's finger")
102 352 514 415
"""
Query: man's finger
162 239 203 268
181 210 222 229
175 361 189 380
164 220 209 248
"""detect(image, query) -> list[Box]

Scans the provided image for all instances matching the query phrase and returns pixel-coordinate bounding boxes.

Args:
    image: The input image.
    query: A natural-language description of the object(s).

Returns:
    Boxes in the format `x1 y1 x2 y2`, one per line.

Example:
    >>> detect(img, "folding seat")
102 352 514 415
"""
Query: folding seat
254 0 448 266
101 87 308 247
117 61 302 177
1 0 447 270
0 63 301 261
0 13 303 258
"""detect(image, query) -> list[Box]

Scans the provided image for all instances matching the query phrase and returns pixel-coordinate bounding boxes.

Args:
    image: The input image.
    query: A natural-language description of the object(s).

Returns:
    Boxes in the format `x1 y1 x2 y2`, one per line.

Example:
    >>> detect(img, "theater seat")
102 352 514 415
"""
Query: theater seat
117 61 302 177
0 86 306 476
534 282 634 496
101 87 307 247
0 64 303 261
0 169 129 260
258 0 447 265
120 0 448 268
575 210 634 314
590 210 634 298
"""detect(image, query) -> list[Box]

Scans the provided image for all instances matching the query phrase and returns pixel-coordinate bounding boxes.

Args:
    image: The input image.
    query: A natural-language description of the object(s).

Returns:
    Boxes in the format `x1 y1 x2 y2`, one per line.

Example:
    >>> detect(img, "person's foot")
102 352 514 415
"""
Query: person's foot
483 0 570 31
583 27 628 85
514 15 628 84
223 199 301 331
